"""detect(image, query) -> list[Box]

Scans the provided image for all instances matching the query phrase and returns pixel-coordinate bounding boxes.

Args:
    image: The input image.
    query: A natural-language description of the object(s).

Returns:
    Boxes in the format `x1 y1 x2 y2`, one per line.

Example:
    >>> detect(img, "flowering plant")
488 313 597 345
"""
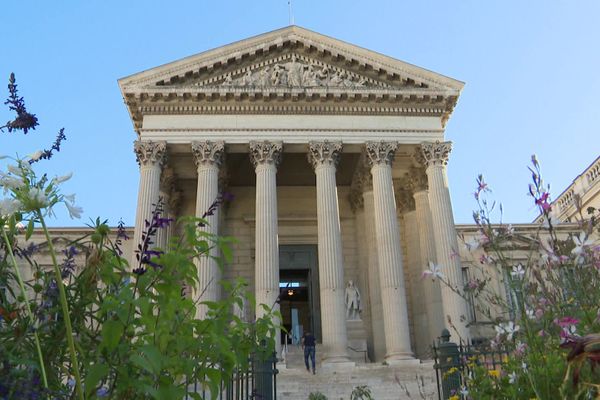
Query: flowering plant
0 75 278 399
454 157 600 399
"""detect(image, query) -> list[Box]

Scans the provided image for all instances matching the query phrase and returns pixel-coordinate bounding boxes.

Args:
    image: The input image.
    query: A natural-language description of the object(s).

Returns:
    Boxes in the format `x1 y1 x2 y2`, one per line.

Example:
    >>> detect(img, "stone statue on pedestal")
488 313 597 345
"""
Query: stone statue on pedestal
345 280 362 320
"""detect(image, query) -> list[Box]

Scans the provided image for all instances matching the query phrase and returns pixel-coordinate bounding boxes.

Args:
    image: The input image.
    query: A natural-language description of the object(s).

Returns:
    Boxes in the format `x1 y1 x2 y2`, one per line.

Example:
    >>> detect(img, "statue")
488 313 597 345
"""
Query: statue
345 280 361 320
222 73 233 86
257 67 270 87
302 65 318 87
240 70 254 87
287 55 303 87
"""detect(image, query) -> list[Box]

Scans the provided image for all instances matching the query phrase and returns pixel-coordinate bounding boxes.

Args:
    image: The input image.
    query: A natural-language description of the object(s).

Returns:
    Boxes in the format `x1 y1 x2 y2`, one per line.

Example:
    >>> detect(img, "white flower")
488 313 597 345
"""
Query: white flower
0 175 24 191
525 308 535 320
64 193 76 203
572 232 594 256
508 372 517 384
522 362 528 371
52 172 73 185
459 386 469 396
510 264 525 279
495 321 520 341
0 198 22 216
29 150 44 161
65 202 83 219
422 261 444 281
505 224 514 236
28 187 48 206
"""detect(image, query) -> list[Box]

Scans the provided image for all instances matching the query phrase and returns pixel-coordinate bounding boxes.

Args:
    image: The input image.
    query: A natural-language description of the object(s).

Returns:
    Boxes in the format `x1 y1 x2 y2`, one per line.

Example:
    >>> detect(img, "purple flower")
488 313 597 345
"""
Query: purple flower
554 317 579 328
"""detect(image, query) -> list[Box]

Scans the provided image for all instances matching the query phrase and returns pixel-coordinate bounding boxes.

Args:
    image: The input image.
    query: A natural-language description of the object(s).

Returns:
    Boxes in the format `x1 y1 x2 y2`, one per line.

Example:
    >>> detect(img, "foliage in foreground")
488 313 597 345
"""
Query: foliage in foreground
0 74 278 399
427 157 600 399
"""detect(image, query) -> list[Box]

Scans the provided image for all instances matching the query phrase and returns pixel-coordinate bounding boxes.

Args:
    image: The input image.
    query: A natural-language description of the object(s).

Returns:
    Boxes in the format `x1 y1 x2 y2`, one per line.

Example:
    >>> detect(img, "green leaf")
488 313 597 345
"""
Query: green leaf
84 362 109 397
26 219 34 240
100 320 123 351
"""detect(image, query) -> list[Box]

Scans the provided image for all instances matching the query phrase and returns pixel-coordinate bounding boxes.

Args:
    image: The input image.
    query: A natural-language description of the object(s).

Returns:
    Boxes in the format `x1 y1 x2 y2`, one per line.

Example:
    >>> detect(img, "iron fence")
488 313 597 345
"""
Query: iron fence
184 351 278 400
432 338 509 400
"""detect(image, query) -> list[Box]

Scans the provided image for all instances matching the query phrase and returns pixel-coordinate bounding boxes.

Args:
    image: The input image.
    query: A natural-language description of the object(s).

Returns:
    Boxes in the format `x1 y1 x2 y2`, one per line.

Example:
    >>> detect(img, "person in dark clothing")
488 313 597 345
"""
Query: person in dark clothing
302 331 316 374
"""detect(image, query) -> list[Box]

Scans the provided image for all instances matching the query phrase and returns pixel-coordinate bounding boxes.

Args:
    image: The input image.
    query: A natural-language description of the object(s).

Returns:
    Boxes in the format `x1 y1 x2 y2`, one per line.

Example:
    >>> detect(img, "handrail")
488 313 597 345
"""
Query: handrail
347 345 368 363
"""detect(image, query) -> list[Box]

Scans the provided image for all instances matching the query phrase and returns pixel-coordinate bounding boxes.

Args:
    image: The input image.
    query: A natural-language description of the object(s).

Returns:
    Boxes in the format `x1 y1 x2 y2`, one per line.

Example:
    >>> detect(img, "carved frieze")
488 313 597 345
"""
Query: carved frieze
420 141 452 167
249 141 283 168
134 140 167 168
365 141 398 167
191 141 225 167
307 141 342 170
194 54 388 90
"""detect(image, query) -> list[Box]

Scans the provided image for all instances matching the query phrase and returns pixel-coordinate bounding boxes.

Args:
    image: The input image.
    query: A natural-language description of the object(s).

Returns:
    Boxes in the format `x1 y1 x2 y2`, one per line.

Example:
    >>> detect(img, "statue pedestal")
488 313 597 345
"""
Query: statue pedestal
346 319 369 363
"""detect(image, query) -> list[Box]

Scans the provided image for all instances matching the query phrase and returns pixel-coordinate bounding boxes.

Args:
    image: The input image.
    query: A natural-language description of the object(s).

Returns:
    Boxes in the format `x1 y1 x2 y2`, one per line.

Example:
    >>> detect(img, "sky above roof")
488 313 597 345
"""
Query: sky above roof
1 1 598 227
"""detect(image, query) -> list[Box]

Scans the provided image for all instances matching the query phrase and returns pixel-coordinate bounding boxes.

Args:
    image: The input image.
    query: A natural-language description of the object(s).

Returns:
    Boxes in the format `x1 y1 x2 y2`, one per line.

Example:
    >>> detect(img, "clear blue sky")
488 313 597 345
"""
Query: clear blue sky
1 1 598 227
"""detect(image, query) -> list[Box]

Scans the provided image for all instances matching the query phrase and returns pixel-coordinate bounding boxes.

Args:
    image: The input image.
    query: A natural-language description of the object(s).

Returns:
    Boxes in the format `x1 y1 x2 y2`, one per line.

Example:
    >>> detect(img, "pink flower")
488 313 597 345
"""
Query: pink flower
554 317 579 328
514 341 527 357
535 192 552 212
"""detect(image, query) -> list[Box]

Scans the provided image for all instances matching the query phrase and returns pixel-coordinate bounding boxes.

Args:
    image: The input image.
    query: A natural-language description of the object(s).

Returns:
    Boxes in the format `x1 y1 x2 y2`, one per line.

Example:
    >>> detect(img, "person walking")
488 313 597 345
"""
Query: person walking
302 331 316 374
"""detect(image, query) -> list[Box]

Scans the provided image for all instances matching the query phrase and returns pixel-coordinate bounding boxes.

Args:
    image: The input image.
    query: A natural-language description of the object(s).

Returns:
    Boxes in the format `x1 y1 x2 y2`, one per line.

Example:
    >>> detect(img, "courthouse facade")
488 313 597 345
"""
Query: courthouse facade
118 26 472 365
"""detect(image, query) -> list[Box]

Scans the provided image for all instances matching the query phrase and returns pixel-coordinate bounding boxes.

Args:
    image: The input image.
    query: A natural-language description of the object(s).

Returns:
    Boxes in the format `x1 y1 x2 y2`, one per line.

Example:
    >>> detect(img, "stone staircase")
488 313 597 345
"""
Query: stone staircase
278 346 437 400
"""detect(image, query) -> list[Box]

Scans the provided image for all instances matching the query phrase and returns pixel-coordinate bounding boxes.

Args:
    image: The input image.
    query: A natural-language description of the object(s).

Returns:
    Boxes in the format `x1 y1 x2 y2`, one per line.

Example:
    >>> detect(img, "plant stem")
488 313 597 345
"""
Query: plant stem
39 216 85 400
1 228 49 389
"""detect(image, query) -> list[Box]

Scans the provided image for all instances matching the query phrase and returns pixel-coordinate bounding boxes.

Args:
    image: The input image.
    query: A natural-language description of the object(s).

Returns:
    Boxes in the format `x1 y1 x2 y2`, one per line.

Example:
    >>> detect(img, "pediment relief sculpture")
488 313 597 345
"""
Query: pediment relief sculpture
179 54 392 90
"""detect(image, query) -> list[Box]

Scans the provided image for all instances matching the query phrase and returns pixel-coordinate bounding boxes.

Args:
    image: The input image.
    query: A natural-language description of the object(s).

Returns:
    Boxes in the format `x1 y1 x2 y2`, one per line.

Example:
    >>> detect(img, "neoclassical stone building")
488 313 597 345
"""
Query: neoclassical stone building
118 26 471 365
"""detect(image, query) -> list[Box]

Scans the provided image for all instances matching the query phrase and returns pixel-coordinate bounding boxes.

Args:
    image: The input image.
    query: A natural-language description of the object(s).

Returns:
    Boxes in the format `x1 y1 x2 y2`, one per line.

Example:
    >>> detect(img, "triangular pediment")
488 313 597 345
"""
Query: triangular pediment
119 26 463 94
169 53 391 90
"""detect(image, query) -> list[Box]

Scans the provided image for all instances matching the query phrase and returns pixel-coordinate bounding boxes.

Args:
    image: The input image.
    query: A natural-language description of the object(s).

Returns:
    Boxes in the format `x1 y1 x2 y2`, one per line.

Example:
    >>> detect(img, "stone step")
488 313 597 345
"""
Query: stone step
276 362 437 400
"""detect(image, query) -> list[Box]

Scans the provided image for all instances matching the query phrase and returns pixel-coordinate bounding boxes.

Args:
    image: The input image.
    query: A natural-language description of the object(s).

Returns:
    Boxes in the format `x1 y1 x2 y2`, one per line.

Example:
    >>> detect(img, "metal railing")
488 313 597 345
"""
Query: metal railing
184 351 278 400
432 339 509 400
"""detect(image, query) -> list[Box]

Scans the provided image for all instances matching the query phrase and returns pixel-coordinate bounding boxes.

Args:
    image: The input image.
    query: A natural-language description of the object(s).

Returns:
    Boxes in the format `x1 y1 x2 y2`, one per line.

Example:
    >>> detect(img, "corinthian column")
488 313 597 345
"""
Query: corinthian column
133 140 167 267
365 141 415 362
409 165 445 345
420 141 470 341
308 141 351 364
191 141 225 318
250 141 282 353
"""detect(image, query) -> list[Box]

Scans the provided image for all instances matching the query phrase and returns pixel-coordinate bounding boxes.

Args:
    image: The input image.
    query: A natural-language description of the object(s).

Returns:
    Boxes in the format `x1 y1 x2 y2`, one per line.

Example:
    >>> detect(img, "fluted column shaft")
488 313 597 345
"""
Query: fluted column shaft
192 141 224 318
421 141 470 340
413 190 445 343
308 141 350 363
366 141 414 361
250 141 282 355
132 141 167 268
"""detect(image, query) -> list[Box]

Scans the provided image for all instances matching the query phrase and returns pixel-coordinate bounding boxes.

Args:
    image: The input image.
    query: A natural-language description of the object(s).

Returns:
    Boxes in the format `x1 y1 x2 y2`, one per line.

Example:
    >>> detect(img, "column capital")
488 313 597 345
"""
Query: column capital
307 140 342 170
249 141 283 168
407 166 428 192
191 140 225 168
134 140 167 168
420 141 453 167
365 141 398 167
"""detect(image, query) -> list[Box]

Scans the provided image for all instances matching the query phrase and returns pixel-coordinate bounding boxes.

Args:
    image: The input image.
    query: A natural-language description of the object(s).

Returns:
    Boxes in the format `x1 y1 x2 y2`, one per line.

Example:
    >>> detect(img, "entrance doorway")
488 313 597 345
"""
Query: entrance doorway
279 245 320 345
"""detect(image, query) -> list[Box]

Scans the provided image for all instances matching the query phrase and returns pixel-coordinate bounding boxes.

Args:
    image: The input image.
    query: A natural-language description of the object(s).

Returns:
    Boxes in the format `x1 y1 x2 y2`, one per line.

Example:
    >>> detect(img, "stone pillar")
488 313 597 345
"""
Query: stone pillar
250 141 282 354
155 167 175 251
132 140 167 267
420 141 470 341
308 141 351 364
409 165 445 346
191 141 225 318
365 141 415 362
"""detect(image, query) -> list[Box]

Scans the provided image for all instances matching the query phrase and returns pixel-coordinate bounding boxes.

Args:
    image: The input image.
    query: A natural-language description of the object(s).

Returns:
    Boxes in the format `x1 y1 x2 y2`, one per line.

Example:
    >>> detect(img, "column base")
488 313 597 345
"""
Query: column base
384 352 419 366
321 360 356 371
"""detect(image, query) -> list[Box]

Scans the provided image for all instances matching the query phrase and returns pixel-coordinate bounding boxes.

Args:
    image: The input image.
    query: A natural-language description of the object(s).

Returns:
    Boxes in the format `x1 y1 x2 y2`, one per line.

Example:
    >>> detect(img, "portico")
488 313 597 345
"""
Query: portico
119 26 470 363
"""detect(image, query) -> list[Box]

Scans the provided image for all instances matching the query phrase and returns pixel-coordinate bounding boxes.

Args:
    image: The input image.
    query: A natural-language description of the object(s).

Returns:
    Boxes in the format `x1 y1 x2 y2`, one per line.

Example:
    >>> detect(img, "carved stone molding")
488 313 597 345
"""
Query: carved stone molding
395 178 416 213
365 141 398 167
249 141 283 168
134 140 167 168
307 141 342 170
191 140 225 167
407 166 428 192
420 141 452 167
